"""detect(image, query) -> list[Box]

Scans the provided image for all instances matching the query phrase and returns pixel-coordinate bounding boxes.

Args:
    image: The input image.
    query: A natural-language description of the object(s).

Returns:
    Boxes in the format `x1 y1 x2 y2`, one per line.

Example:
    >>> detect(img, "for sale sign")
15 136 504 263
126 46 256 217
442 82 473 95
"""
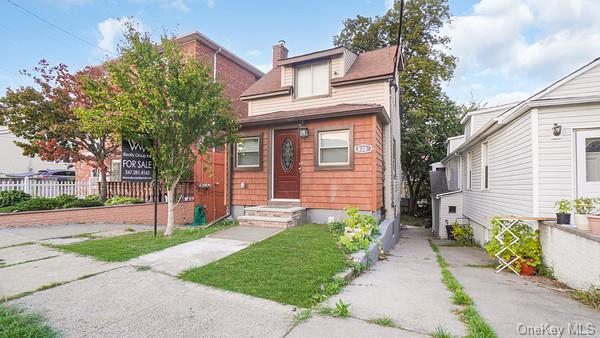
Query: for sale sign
121 140 153 181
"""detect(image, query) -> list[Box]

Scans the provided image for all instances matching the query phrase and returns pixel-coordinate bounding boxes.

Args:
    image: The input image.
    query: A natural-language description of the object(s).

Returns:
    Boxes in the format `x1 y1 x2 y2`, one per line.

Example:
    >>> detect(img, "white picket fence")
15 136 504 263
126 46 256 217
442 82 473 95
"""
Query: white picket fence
0 177 97 198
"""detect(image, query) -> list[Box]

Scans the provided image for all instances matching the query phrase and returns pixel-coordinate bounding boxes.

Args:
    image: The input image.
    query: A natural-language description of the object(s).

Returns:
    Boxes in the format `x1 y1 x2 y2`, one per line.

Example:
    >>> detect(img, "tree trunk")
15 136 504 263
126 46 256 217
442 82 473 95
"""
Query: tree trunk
99 167 108 201
163 184 177 236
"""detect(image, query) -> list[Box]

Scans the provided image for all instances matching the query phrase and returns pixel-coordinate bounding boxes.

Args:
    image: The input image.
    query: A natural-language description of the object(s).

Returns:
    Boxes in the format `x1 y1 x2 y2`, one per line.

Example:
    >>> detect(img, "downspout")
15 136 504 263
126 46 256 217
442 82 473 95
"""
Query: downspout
213 48 222 82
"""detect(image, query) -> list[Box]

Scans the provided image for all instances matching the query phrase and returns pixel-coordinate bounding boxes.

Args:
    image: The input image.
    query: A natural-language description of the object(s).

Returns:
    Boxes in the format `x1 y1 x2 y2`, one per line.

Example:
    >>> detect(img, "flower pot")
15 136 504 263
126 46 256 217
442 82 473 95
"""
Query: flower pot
588 215 600 235
574 214 590 231
446 225 454 240
520 259 536 276
556 213 571 225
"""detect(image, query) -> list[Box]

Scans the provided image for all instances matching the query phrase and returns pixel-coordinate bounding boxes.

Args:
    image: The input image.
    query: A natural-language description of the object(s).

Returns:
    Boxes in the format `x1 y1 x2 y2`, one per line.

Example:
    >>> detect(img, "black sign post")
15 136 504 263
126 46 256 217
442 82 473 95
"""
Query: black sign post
121 140 157 237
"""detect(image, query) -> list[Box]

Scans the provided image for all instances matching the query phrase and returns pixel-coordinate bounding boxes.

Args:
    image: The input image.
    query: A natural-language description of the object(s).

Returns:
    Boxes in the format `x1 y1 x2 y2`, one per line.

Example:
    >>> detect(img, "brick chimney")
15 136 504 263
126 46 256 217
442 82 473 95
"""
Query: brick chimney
272 40 288 68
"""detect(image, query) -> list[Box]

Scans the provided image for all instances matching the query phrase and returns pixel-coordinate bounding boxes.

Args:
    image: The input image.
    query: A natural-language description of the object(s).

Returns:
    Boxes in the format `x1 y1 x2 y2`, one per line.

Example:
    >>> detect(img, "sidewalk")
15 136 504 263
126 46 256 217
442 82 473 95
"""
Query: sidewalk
439 245 600 337
297 227 466 337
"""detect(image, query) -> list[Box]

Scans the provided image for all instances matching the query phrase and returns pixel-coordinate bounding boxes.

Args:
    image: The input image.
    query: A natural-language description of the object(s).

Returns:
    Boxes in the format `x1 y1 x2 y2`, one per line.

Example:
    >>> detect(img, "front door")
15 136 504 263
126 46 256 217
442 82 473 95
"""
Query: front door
576 129 600 198
273 129 300 199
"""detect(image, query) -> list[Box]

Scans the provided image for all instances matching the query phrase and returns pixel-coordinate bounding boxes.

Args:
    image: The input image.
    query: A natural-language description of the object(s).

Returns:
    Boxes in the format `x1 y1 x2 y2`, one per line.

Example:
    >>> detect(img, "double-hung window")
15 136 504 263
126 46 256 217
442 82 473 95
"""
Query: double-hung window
295 61 329 98
236 136 261 169
481 142 489 190
110 160 121 182
317 129 351 167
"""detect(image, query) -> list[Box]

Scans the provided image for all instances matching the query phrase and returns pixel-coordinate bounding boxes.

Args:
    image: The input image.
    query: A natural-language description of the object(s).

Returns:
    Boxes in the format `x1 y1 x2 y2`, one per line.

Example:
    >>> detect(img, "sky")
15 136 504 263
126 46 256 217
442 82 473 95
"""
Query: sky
1 0 600 107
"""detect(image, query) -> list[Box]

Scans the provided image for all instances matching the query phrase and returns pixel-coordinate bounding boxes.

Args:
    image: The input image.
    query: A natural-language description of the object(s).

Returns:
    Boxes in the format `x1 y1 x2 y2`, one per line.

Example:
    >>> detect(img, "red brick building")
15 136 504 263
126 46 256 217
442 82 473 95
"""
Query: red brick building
75 32 263 221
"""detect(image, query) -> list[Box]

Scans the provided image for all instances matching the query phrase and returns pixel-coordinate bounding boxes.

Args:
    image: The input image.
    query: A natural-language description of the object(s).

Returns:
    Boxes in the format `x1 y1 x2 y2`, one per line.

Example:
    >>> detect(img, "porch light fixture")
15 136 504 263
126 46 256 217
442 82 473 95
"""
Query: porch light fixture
552 123 562 137
298 127 309 138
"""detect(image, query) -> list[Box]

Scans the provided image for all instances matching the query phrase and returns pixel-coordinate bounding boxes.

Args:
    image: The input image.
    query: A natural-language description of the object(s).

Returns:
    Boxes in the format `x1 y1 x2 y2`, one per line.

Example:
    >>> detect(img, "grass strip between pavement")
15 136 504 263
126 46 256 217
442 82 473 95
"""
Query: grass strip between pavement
180 224 349 308
429 240 498 338
51 220 236 262
0 304 59 338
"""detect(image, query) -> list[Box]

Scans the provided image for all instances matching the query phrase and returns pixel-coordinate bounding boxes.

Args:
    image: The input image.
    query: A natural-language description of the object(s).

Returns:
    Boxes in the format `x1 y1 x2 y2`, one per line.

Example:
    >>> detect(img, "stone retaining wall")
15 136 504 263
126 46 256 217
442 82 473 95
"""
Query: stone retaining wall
0 201 195 228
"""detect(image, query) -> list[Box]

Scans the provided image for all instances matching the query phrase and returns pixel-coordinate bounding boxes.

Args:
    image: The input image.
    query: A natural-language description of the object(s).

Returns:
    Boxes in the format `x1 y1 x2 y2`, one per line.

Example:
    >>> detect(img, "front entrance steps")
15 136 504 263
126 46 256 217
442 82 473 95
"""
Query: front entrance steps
238 206 307 229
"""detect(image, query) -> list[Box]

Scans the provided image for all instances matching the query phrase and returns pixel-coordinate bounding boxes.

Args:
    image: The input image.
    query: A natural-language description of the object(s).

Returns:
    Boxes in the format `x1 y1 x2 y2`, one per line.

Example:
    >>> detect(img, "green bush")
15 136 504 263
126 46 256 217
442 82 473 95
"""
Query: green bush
485 218 542 273
328 221 345 235
84 194 100 201
337 207 379 254
12 197 63 212
63 199 105 209
451 222 475 246
0 190 31 207
104 196 144 206
54 194 78 207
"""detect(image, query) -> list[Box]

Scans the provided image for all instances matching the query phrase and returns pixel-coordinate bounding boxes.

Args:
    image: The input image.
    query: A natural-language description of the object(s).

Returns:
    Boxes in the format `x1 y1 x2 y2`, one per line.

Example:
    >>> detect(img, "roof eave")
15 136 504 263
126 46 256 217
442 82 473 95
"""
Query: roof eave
239 106 389 127
331 74 393 86
240 87 292 101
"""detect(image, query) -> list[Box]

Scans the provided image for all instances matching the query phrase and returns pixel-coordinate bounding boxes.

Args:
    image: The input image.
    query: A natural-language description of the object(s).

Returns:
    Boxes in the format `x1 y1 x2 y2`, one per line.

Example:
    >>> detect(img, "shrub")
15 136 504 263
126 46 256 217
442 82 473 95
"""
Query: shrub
63 199 105 209
451 222 475 246
104 196 144 206
485 218 542 273
554 199 573 214
12 197 62 212
54 194 78 207
328 221 345 235
337 207 379 254
0 190 31 207
84 194 100 201
574 197 595 214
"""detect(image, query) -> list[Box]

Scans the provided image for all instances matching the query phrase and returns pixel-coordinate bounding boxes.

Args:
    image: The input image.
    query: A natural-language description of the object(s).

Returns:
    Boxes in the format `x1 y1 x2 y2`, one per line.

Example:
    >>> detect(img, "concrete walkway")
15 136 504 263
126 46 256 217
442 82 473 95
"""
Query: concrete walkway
315 227 466 337
439 244 600 337
129 226 281 275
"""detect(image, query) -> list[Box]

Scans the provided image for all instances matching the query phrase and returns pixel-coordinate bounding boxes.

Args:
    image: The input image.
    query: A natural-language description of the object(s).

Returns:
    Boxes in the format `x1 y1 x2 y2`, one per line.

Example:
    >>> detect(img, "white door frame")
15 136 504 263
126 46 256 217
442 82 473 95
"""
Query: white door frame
576 129 600 198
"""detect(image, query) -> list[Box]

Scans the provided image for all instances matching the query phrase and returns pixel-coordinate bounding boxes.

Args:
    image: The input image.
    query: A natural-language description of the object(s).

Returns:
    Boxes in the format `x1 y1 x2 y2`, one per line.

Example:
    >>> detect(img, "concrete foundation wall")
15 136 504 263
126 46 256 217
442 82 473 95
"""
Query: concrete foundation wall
0 202 194 228
539 223 600 290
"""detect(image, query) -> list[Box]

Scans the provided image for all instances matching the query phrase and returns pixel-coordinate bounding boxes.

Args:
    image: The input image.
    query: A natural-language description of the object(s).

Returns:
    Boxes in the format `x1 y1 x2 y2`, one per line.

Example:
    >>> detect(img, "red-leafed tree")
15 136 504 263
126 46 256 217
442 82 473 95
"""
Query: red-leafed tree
0 60 119 200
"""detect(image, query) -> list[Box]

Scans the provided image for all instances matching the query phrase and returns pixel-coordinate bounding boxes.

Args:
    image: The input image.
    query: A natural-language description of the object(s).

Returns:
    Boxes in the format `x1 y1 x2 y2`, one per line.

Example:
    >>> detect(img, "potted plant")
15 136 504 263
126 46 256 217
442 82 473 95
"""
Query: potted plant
574 197 595 230
588 198 600 235
554 199 573 225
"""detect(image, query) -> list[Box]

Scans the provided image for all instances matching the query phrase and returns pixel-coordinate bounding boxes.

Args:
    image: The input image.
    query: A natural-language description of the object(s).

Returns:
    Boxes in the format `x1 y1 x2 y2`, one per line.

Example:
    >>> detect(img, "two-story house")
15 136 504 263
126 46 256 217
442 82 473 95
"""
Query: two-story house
230 41 402 229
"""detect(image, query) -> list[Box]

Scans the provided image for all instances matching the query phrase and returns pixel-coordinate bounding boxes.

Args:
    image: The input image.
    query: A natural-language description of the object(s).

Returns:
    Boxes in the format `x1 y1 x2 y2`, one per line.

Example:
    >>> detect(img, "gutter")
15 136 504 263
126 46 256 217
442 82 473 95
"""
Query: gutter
213 48 222 82
435 189 462 199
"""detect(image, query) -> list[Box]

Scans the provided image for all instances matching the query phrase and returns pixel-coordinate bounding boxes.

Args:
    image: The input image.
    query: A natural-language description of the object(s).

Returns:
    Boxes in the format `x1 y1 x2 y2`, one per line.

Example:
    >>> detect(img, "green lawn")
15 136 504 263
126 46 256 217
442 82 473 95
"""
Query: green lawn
53 221 235 262
180 224 349 308
0 305 58 338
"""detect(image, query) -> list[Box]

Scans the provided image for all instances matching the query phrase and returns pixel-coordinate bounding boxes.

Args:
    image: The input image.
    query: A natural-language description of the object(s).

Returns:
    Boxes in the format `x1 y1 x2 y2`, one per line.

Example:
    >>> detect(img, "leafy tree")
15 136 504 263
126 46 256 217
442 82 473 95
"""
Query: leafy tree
106 28 238 236
334 0 462 215
0 62 119 200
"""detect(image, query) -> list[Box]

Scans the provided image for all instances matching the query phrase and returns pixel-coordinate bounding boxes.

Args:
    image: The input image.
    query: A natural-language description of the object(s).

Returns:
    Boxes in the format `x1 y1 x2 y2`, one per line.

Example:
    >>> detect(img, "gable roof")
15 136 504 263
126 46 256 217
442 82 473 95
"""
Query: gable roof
331 46 397 85
240 45 397 99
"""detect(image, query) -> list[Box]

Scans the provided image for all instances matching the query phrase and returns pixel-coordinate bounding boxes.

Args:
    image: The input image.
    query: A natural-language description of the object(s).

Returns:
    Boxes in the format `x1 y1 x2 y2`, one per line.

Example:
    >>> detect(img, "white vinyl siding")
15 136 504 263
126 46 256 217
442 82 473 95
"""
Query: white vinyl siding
462 112 533 233
295 61 329 98
537 103 600 216
249 81 389 116
342 49 358 76
471 110 499 135
438 192 463 239
464 118 472 140
541 63 600 99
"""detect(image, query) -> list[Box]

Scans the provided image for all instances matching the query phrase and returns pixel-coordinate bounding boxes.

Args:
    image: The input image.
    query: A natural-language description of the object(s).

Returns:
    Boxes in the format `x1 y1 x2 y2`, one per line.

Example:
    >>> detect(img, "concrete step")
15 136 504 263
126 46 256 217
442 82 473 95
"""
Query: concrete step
242 206 307 228
238 215 293 229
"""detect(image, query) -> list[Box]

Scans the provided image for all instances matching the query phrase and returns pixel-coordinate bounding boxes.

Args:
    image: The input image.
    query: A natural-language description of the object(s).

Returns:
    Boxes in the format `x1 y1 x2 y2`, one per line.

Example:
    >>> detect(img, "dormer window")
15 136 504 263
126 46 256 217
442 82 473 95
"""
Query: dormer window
295 61 329 98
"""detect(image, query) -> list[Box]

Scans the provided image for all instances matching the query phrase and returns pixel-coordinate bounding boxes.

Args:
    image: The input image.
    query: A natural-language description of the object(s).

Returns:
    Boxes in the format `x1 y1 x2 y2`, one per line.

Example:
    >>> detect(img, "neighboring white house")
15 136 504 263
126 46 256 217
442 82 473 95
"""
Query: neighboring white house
432 57 600 243
0 126 68 176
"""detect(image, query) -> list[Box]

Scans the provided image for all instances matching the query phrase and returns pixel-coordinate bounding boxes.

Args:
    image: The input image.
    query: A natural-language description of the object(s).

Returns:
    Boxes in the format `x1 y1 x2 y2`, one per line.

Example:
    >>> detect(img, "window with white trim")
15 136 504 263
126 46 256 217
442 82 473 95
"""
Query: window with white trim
236 137 260 168
318 129 350 166
295 61 329 98
481 142 489 190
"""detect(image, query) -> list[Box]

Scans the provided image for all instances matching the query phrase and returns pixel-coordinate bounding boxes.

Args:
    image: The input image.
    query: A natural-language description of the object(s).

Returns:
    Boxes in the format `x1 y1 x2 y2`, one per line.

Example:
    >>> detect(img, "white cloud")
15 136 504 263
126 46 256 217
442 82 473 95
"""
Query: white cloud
245 49 261 57
97 17 145 54
384 0 395 10
445 0 600 103
207 0 216 8
485 91 530 106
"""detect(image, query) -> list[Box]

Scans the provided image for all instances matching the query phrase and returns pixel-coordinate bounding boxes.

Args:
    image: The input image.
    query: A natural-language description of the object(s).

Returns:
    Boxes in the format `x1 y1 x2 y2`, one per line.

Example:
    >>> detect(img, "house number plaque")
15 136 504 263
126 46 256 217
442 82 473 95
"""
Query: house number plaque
354 144 372 154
